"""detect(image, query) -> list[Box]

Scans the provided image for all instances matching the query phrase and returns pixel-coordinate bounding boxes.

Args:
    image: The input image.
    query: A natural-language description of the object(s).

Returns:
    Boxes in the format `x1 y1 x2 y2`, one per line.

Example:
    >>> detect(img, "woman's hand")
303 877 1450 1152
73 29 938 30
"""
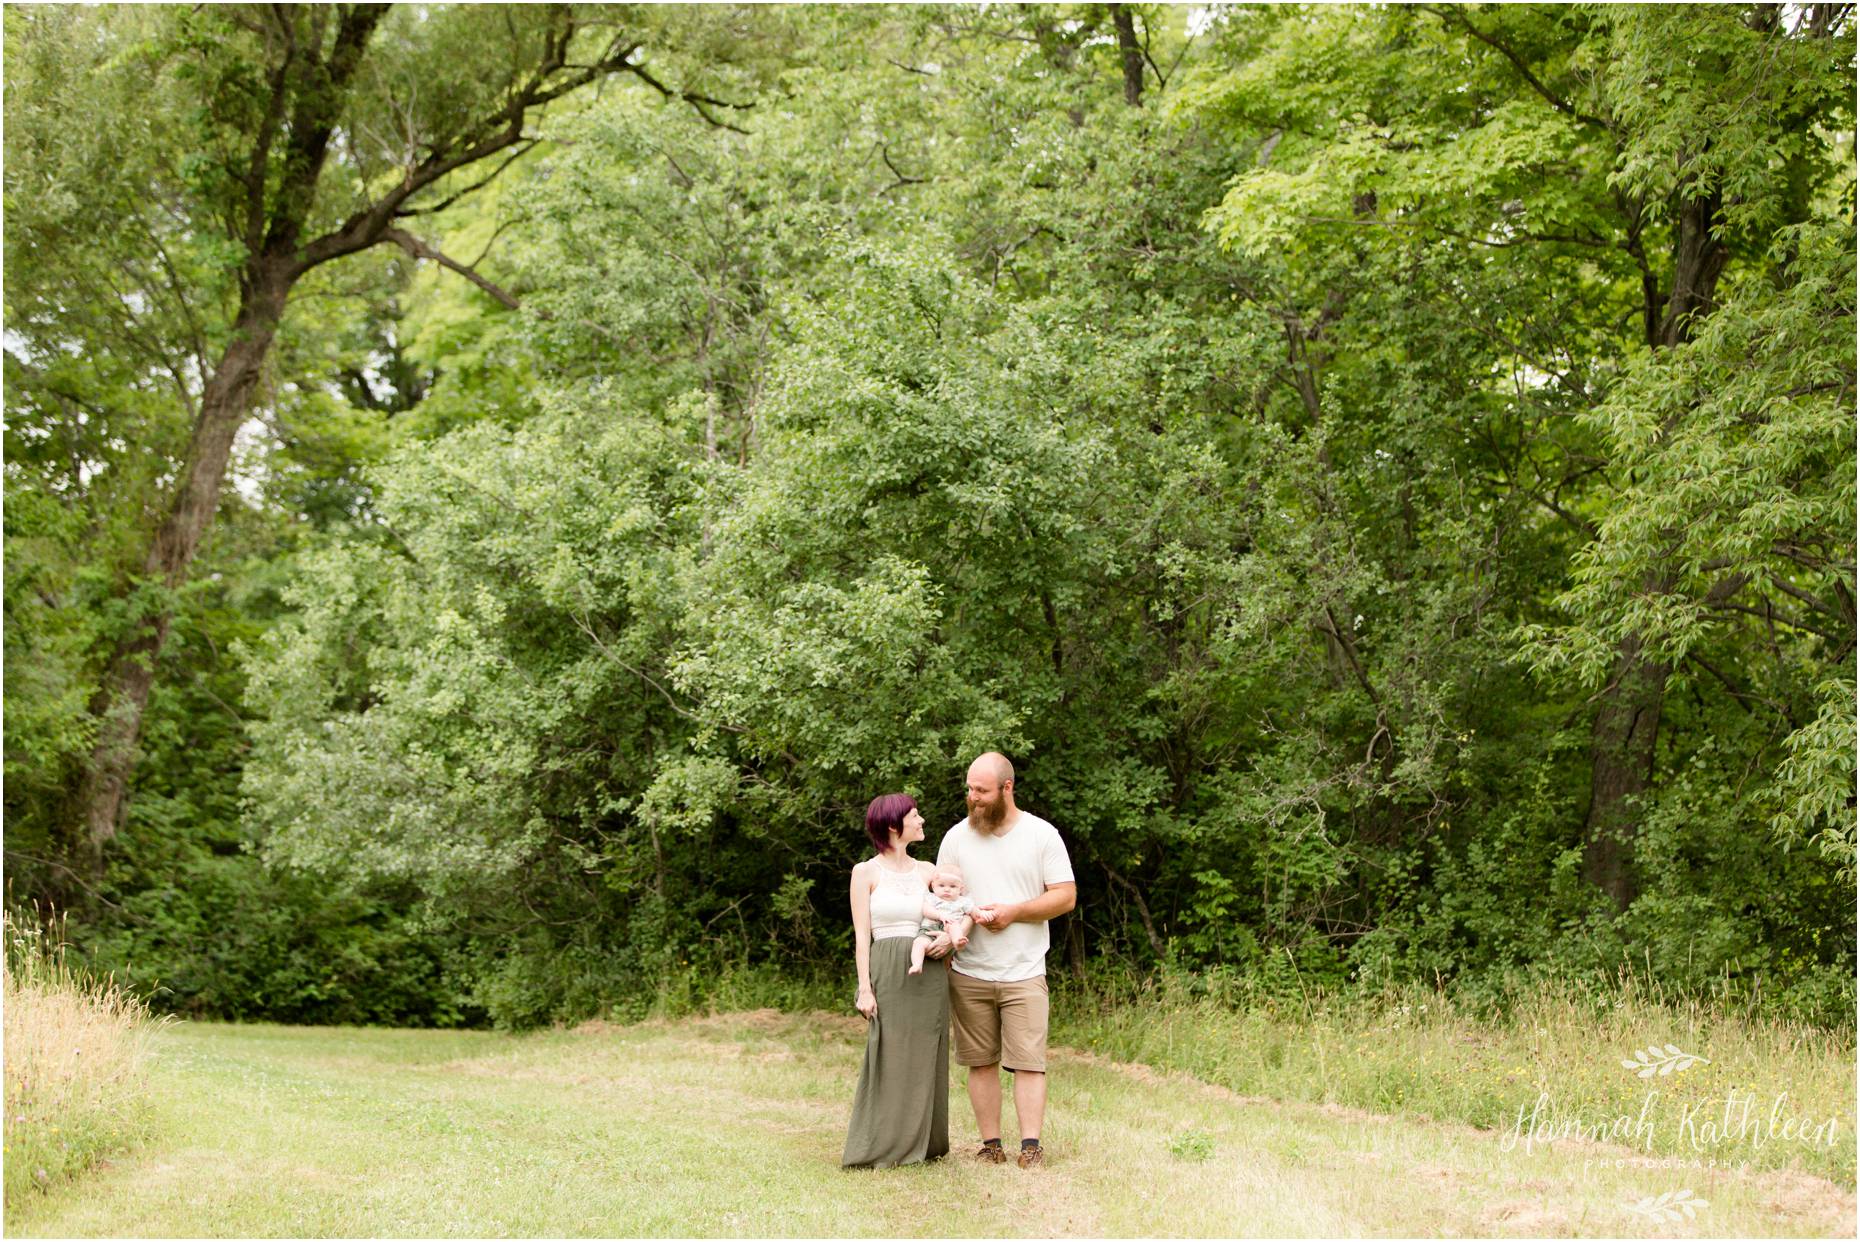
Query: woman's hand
855 984 877 1019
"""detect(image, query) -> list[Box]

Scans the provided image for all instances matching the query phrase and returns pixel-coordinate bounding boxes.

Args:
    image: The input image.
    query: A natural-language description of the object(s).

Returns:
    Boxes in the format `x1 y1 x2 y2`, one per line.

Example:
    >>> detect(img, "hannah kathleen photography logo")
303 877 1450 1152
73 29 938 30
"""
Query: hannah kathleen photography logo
1494 1037 1847 1224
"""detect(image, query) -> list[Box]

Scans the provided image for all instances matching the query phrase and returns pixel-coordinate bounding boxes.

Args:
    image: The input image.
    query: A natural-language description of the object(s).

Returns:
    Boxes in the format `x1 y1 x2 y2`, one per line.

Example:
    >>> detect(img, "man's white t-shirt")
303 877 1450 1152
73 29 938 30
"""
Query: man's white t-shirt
936 811 1075 983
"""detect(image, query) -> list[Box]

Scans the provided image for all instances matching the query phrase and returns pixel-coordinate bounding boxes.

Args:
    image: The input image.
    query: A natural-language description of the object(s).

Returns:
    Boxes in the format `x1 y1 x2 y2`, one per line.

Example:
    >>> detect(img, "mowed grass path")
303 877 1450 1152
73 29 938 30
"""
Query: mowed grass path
9 1011 1853 1238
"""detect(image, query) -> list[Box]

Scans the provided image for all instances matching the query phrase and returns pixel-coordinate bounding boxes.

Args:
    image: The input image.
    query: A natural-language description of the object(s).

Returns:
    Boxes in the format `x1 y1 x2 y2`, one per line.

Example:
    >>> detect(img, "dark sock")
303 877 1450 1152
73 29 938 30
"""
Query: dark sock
982 1138 1002 1148
1022 1137 1040 1149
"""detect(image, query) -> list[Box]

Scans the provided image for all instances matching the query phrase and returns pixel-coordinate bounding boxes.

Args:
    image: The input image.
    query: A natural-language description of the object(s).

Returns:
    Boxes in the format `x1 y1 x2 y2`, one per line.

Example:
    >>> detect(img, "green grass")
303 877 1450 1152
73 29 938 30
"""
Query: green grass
1052 972 1857 1184
6 1010 1854 1238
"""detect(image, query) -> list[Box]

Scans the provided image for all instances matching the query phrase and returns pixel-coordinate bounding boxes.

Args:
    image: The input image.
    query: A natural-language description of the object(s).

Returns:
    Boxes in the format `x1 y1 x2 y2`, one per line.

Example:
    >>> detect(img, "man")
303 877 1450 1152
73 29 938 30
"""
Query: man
933 751 1076 1169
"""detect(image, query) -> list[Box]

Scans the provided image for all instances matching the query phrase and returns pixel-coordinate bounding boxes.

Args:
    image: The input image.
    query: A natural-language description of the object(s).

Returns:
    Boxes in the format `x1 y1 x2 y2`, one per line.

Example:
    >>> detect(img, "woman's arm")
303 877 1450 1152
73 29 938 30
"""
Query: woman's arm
918 860 957 960
850 862 877 1018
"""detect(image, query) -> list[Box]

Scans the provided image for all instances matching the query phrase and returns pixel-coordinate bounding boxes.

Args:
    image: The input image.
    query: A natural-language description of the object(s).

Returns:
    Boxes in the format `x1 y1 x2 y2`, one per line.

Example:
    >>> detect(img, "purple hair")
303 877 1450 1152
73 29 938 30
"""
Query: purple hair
865 793 918 854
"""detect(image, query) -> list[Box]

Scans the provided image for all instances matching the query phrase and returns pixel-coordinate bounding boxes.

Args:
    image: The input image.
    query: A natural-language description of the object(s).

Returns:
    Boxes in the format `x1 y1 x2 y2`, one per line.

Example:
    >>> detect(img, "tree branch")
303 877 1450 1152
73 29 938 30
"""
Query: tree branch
1097 856 1168 960
878 142 927 195
293 27 652 276
621 58 753 133
394 140 541 218
380 227 521 309
262 3 390 260
1138 10 1169 89
1319 604 1381 707
2 850 142 920
1705 597 1835 640
1682 651 1781 719
1421 5 1614 131
243 10 297 257
1527 488 1600 539
572 610 747 736
1766 571 1842 618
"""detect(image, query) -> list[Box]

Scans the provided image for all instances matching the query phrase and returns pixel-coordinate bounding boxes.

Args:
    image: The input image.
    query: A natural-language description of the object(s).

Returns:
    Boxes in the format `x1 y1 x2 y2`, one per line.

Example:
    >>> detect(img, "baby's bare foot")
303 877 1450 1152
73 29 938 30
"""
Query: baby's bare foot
908 963 923 975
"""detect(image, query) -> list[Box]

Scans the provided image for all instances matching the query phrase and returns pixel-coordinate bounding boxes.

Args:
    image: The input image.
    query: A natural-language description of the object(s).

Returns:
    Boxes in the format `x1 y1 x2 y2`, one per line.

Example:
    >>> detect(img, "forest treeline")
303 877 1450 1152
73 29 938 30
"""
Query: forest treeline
4 4 1854 1029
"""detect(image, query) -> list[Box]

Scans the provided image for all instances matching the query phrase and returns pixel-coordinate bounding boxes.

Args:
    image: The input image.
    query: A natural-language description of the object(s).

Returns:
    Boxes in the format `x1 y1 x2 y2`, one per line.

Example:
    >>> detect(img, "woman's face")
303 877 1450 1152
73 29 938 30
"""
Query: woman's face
898 807 925 845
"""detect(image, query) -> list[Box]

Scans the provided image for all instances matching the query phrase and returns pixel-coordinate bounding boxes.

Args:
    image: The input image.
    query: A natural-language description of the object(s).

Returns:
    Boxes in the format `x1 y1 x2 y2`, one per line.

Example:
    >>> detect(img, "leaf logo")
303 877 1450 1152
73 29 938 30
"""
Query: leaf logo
1624 1188 1709 1222
1619 1042 1710 1078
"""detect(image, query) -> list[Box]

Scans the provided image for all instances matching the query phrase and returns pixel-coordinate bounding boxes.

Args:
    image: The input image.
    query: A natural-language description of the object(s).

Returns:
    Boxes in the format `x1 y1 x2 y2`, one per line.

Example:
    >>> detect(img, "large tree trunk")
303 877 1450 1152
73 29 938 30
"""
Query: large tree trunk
64 4 390 885
1109 4 1144 106
1581 187 1727 909
73 272 292 869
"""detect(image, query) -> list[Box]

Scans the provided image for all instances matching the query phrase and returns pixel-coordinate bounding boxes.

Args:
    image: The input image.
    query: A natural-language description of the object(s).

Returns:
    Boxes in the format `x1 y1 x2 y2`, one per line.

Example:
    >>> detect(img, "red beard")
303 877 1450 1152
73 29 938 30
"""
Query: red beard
968 796 1007 832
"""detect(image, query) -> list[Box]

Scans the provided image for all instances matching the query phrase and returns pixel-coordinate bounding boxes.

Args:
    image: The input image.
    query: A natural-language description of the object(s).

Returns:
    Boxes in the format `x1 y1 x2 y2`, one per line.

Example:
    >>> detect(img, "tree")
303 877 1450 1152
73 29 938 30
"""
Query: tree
1194 2 1853 911
5 3 766 884
20 3 1848 1027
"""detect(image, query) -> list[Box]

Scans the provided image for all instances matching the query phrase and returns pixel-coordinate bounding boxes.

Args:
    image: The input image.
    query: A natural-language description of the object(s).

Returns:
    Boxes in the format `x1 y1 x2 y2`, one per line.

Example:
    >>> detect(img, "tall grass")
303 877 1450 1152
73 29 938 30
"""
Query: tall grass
3 910 160 1204
1049 964 1856 1183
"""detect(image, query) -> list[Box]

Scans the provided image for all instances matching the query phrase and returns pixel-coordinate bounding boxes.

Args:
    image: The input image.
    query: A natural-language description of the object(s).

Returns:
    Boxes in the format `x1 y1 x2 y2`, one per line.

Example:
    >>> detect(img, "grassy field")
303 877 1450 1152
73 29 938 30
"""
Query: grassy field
5 1010 1853 1238
1049 972 1858 1184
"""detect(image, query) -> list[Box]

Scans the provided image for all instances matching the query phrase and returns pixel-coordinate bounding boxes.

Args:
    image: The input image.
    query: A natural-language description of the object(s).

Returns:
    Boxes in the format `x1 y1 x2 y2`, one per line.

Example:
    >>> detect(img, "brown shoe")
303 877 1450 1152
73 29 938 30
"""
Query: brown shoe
975 1143 1008 1164
1017 1144 1044 1169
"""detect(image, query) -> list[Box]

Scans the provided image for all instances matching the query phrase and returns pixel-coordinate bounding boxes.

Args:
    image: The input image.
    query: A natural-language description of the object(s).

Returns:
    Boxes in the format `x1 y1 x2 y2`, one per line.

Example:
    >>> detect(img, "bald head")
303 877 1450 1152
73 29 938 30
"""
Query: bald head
969 752 1014 787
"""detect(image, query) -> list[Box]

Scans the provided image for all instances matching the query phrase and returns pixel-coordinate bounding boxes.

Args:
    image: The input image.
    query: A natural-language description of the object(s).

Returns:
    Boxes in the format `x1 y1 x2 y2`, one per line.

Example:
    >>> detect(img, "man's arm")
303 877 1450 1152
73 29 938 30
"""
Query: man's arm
974 881 1076 929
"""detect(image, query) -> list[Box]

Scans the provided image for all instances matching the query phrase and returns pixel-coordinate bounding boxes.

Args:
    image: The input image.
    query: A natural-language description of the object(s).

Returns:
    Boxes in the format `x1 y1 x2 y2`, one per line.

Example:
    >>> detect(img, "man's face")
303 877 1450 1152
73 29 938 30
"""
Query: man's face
966 769 1008 831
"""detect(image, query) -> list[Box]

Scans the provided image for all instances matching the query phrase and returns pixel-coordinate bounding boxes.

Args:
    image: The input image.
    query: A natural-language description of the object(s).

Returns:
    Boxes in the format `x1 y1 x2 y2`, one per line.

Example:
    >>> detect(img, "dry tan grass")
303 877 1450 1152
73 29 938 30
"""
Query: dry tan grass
2 912 159 1203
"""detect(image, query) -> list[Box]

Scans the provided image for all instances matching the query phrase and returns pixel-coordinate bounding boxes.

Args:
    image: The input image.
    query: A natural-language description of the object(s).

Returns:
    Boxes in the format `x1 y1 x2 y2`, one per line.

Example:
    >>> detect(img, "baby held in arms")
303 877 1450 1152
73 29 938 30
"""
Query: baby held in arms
908 865 976 975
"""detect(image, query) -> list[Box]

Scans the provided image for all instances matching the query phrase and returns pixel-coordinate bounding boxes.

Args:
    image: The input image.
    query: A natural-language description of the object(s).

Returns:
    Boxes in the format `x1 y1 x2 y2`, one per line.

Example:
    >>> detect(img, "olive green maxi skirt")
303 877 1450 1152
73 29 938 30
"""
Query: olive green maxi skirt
841 936 950 1168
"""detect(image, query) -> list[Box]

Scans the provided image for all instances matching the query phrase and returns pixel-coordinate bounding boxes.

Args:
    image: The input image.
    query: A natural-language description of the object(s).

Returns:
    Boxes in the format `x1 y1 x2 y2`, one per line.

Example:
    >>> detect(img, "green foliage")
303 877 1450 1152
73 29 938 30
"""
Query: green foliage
87 861 468 1028
1167 1129 1216 1161
7 4 1853 1030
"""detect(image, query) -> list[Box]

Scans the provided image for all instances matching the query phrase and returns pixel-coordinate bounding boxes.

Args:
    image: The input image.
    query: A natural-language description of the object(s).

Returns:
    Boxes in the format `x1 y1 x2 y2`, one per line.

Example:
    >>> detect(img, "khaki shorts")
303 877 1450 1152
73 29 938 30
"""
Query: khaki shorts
948 970 1049 1072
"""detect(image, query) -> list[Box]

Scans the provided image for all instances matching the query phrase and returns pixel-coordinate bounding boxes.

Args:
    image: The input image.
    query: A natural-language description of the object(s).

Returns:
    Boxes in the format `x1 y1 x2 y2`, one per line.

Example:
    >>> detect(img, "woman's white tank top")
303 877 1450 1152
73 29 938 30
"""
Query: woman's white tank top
868 861 926 940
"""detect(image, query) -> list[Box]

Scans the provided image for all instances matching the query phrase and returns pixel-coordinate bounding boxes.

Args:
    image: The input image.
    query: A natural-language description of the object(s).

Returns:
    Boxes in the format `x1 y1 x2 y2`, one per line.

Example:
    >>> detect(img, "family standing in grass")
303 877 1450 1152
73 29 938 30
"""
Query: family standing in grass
842 752 1077 1170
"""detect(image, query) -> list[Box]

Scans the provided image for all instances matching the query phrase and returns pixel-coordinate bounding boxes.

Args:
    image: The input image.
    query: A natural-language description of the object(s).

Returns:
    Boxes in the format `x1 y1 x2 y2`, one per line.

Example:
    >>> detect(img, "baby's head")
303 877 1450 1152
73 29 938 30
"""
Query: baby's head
931 866 966 900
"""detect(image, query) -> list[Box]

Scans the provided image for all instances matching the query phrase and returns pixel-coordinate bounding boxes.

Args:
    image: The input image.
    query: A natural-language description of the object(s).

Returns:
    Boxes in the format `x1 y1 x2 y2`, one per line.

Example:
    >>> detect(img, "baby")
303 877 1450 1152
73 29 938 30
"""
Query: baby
908 865 976 975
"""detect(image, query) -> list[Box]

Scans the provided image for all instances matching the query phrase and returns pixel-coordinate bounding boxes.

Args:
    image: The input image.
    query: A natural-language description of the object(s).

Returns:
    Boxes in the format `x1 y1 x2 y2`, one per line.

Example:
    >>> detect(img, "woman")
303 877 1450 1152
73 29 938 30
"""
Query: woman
841 792 950 1168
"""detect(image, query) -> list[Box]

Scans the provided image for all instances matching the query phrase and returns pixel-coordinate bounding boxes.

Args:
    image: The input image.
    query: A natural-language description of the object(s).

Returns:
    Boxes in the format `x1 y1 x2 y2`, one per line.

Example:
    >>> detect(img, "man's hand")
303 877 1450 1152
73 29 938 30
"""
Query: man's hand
973 901 1021 931
977 885 1075 932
